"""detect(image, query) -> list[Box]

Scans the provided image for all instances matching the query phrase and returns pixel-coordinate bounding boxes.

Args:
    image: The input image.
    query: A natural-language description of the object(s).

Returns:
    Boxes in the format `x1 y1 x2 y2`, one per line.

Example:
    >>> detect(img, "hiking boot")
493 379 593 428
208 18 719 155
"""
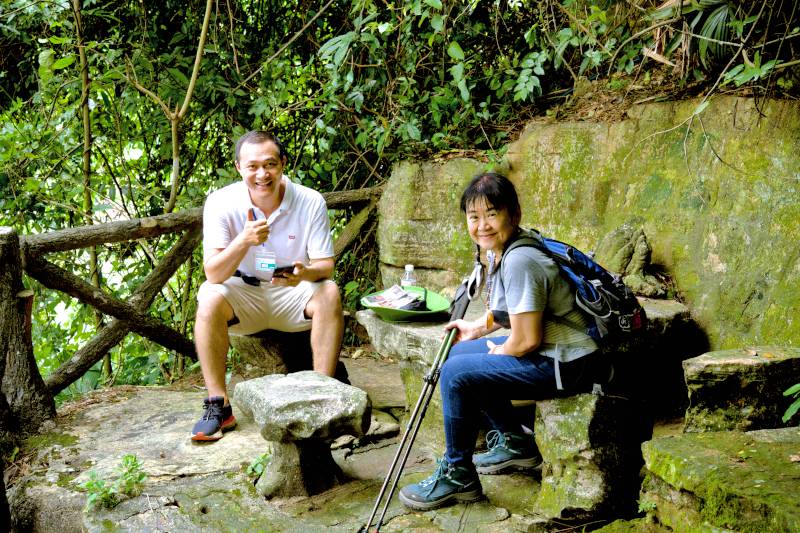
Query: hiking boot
191 396 237 442
398 459 482 511
472 430 542 474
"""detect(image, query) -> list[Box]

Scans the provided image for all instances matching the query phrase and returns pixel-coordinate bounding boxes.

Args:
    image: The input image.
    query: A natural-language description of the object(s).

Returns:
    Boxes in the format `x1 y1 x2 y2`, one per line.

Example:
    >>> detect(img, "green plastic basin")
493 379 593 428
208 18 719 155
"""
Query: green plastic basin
360 285 451 323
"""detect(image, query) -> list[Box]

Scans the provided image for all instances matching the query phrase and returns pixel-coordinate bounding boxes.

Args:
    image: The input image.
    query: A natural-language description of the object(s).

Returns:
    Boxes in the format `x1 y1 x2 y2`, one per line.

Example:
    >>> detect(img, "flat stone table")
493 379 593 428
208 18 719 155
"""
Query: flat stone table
233 371 371 498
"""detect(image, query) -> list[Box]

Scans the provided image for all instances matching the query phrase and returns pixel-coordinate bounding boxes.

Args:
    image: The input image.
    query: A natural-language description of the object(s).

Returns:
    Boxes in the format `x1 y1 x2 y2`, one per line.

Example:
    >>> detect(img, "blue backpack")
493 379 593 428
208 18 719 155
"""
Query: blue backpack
503 228 646 342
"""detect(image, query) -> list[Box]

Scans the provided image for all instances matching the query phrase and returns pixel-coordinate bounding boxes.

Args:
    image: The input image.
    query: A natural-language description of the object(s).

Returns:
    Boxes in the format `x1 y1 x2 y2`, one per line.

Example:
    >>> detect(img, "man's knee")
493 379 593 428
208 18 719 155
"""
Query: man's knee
195 290 234 325
308 282 342 315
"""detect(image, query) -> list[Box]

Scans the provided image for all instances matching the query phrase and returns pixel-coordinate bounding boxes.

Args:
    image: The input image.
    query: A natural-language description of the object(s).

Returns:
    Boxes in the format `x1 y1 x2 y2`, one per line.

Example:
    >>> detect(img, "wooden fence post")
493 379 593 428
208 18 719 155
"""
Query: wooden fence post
0 227 55 435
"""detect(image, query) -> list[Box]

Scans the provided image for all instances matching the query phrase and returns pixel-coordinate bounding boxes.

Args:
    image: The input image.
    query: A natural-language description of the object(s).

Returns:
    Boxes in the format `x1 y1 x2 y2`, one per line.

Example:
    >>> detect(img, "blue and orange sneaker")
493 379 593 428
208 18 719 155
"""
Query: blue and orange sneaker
191 396 237 442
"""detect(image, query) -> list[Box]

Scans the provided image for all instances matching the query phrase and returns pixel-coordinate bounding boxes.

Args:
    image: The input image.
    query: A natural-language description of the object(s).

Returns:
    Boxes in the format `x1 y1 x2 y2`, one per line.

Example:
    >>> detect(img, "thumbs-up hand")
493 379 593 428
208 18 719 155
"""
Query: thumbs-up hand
242 208 270 245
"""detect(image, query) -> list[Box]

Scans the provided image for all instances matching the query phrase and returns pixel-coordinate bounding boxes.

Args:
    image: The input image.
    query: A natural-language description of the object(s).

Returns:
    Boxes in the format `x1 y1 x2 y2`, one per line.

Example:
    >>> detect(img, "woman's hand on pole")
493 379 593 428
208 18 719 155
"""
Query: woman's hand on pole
444 318 481 344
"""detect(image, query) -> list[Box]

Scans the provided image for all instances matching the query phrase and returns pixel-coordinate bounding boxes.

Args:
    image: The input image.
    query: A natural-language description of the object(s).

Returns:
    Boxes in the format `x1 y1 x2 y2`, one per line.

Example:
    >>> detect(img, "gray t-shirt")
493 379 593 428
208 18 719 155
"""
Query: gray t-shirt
488 246 597 362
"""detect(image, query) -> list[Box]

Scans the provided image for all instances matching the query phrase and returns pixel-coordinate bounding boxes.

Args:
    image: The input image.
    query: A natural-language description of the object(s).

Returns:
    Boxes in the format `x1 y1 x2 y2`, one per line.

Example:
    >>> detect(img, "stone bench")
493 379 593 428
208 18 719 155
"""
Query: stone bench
356 297 697 442
355 297 699 525
683 346 800 432
229 329 349 382
232 371 371 498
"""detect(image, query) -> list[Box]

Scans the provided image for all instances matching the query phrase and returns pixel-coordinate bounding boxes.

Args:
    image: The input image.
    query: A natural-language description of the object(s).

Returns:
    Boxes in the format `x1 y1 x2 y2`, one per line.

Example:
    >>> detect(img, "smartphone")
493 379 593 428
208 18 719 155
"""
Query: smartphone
272 265 295 278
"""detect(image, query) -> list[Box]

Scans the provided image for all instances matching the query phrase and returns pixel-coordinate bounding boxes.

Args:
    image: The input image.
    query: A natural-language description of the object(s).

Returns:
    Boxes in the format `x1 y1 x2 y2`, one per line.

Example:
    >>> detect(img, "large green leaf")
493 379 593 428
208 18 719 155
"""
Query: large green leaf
447 40 465 61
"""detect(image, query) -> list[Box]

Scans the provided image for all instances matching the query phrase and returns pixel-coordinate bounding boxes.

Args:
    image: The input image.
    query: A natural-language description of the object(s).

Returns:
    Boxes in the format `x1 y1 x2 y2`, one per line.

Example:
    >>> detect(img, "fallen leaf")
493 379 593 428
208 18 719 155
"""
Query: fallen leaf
642 47 677 67
762 352 777 359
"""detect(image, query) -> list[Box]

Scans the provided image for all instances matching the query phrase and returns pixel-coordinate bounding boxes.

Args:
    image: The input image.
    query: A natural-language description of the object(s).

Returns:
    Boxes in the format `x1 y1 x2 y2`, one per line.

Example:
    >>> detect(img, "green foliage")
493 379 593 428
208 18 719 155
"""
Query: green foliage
80 453 147 511
114 453 147 497
723 52 779 86
783 383 800 425
637 497 657 513
81 470 119 511
245 451 271 481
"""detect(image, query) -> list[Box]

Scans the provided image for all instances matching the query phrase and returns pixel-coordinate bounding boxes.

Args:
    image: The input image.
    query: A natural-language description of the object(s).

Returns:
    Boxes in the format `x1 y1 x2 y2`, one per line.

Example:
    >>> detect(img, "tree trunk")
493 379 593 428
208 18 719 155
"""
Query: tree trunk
72 0 110 381
0 452 8 533
0 228 55 436
0 229 18 528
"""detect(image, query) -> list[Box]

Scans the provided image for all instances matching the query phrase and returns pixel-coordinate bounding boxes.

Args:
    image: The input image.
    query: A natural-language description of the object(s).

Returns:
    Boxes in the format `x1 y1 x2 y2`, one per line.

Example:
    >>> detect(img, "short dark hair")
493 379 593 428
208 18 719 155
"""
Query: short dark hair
460 172 521 223
235 130 288 162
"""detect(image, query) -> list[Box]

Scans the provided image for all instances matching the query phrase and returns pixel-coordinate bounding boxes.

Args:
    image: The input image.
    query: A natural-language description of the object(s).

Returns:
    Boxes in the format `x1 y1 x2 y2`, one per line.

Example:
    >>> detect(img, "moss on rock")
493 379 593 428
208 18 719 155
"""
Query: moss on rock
642 427 800 532
378 96 800 349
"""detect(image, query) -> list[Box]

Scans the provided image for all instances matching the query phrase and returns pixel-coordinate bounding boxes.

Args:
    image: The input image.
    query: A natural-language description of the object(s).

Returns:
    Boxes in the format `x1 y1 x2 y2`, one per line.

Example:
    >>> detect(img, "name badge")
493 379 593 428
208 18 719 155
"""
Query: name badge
254 250 276 280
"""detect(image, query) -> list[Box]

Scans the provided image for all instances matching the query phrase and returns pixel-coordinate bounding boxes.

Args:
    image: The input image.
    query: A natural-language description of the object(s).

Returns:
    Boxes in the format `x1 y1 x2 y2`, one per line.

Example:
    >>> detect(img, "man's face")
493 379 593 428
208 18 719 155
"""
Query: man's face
235 140 286 202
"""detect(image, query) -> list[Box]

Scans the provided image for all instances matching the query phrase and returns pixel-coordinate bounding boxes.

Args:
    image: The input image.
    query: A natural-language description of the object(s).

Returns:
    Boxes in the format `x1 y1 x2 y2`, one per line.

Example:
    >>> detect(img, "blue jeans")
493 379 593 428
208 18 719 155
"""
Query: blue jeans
440 337 594 466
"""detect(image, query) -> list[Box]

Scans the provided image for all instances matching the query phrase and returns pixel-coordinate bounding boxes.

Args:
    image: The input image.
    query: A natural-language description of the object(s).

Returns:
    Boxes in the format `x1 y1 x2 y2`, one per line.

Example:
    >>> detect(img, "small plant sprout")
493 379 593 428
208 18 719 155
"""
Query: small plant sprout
80 454 148 511
246 451 272 481
783 383 800 424
115 453 147 497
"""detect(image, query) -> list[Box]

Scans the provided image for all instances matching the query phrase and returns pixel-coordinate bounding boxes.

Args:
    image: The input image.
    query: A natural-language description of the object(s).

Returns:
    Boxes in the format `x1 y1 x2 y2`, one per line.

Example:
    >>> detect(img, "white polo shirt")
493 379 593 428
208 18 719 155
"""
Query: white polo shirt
202 176 334 278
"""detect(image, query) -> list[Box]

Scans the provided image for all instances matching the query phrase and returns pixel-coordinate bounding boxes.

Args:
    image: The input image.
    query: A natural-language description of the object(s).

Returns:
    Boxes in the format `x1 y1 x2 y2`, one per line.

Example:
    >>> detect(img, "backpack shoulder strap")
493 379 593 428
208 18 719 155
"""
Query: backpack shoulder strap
502 228 590 334
502 227 546 260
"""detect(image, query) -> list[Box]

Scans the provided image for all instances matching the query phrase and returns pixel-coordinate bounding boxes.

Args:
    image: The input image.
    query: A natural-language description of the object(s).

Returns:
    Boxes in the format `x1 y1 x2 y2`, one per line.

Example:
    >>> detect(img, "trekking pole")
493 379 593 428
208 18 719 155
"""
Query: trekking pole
359 260 483 533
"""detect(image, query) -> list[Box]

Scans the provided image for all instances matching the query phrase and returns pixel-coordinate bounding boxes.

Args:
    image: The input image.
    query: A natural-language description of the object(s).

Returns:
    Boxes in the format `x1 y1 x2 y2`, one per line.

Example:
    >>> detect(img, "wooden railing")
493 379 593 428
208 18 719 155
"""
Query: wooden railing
0 185 382 435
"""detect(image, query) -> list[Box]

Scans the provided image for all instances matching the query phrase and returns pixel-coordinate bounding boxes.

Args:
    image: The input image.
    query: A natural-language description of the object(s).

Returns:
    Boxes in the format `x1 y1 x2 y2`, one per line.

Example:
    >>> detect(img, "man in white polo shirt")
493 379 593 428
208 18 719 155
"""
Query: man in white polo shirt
191 130 344 442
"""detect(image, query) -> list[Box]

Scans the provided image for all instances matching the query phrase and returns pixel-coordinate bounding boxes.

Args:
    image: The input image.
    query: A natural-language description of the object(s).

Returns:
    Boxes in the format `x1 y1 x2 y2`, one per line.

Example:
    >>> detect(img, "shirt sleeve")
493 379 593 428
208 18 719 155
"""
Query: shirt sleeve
305 196 334 260
501 247 552 314
202 192 234 254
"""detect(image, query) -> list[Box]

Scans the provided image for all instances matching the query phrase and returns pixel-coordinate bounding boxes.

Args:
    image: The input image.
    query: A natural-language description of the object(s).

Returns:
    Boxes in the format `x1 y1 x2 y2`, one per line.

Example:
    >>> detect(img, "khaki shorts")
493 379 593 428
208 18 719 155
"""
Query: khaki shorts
197 276 333 335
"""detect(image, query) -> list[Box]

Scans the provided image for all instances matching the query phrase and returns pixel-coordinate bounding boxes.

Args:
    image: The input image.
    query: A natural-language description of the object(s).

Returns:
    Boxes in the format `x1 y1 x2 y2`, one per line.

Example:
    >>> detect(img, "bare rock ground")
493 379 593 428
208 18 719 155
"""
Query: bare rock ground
8 354 538 532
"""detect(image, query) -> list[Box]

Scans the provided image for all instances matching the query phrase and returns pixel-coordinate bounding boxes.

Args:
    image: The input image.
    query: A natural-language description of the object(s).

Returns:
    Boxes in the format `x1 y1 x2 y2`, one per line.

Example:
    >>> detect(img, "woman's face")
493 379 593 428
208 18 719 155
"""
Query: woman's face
466 197 517 257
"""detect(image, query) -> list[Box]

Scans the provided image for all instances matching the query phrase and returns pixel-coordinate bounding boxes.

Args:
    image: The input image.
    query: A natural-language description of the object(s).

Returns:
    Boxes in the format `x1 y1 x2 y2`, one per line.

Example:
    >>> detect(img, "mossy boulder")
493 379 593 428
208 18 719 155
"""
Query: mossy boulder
377 96 800 350
532 393 642 526
377 158 484 293
641 427 800 532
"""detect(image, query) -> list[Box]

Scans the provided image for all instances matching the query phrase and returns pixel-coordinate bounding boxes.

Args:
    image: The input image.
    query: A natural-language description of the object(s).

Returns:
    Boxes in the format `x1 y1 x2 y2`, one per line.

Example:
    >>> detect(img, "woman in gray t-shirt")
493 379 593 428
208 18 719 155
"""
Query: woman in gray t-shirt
399 172 600 512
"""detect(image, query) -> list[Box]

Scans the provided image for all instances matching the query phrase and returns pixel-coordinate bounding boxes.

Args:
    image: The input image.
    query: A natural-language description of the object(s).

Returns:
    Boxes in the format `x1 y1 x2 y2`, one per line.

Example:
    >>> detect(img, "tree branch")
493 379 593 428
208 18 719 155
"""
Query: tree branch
177 0 213 119
45 227 202 395
333 198 376 258
19 185 384 256
24 255 197 361
20 208 202 256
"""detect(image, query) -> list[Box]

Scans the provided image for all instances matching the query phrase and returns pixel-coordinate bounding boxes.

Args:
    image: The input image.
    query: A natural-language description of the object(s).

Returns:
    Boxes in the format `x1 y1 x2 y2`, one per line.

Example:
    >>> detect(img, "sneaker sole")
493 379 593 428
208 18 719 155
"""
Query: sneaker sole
220 415 237 432
475 457 542 475
191 416 237 442
398 487 483 511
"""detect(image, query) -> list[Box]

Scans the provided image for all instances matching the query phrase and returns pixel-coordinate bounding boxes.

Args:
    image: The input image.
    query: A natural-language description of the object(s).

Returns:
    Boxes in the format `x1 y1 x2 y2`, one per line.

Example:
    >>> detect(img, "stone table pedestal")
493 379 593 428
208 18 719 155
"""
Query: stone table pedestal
233 371 371 498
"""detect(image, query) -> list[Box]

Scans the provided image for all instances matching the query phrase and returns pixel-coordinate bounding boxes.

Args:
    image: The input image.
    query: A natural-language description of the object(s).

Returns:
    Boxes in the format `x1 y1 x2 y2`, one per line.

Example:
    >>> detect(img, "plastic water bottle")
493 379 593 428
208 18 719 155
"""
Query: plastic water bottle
400 264 417 287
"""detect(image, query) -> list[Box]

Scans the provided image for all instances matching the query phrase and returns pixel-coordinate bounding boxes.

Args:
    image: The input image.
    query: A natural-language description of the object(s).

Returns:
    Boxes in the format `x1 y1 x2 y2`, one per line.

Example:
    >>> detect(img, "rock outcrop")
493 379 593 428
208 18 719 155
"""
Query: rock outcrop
640 427 800 532
683 347 800 432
